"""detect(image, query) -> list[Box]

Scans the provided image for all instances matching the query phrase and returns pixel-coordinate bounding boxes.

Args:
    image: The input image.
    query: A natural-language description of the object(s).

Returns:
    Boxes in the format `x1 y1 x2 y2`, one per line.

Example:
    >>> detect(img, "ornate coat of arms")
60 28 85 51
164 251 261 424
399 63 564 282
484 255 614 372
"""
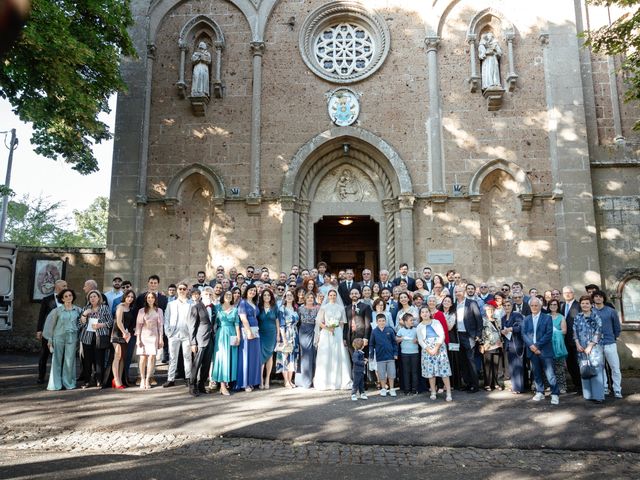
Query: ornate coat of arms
327 88 360 127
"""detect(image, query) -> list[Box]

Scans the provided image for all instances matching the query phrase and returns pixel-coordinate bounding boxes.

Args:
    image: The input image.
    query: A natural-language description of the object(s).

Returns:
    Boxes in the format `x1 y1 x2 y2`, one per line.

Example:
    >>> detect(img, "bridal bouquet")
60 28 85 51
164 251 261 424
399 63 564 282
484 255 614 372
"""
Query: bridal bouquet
325 316 340 332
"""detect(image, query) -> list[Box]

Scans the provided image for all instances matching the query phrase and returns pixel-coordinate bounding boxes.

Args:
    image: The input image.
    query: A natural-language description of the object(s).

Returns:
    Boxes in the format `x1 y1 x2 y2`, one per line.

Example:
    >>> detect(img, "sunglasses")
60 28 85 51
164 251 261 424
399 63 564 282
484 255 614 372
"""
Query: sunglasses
501 288 509 291
178 287 187 291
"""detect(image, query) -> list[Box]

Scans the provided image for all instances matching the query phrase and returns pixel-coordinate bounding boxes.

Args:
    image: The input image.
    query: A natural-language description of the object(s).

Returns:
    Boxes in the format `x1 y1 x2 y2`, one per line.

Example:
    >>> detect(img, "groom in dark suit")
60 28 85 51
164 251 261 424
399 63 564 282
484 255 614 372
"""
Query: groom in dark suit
344 288 372 358
188 288 214 396
453 286 483 393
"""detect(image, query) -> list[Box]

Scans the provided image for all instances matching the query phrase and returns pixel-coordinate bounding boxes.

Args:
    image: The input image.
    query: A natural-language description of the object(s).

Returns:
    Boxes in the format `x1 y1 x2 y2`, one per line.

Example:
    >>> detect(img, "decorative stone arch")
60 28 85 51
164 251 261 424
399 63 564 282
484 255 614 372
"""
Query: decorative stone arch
164 163 226 207
176 15 226 99
280 127 415 274
468 159 533 211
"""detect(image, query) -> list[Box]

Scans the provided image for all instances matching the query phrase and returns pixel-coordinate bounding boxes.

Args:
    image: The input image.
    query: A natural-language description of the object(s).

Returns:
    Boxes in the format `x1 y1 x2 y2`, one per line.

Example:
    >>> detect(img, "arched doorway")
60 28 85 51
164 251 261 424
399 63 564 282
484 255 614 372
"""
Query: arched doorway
280 127 415 274
315 216 379 280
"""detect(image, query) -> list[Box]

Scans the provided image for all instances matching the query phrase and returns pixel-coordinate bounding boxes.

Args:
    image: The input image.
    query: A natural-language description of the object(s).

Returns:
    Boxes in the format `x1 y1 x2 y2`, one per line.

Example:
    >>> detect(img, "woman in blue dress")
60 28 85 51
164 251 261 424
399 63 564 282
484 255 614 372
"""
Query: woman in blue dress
573 294 605 403
258 288 278 389
212 290 241 395
236 285 262 392
296 292 320 388
276 290 300 388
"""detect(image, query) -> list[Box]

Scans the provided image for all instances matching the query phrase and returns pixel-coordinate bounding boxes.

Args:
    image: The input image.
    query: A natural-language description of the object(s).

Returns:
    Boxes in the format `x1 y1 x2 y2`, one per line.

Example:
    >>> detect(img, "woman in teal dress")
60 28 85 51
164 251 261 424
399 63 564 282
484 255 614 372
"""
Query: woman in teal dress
548 299 568 393
212 290 241 395
276 290 300 388
44 288 82 391
258 288 278 389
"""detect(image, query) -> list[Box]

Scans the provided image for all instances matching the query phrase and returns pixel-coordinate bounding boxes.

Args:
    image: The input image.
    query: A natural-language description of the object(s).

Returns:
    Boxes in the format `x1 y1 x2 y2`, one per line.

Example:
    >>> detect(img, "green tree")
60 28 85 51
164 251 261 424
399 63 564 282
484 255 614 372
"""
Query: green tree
0 0 135 174
585 1 640 129
5 195 80 246
5 194 108 247
73 196 108 247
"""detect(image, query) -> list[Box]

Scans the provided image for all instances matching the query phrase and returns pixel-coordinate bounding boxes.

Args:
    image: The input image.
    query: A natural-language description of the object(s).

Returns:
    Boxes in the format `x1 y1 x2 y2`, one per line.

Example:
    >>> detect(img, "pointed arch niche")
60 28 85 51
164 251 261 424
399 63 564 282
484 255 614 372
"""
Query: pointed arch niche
165 163 226 208
176 15 226 106
280 127 415 273
468 159 533 212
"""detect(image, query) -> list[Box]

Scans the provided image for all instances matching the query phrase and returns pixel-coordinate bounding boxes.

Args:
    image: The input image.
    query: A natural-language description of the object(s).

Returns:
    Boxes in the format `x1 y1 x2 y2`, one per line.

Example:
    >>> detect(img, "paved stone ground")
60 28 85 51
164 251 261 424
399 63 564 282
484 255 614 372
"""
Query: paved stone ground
1 354 639 479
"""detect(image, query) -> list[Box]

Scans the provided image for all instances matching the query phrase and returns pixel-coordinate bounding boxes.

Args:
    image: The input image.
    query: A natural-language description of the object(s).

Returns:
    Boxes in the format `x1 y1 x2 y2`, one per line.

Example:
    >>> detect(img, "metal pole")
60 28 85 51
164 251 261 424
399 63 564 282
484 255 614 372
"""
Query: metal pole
0 128 18 242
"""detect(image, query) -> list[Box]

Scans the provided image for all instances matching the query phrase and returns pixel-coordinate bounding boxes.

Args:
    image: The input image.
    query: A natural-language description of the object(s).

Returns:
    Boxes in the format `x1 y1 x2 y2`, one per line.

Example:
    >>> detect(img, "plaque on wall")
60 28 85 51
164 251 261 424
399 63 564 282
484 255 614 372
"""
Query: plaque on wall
427 250 454 264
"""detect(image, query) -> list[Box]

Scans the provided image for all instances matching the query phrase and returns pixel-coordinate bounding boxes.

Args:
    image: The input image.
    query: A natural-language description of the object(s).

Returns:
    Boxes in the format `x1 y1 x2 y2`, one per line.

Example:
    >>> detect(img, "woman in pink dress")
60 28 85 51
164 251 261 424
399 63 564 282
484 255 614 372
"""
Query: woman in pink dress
136 292 164 390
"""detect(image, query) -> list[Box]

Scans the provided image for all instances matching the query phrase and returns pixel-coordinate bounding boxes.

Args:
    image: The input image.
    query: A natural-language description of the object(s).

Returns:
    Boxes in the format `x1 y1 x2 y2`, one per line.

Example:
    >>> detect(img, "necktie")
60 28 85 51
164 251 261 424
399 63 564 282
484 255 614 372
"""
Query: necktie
347 281 351 290
351 304 357 332
565 303 569 317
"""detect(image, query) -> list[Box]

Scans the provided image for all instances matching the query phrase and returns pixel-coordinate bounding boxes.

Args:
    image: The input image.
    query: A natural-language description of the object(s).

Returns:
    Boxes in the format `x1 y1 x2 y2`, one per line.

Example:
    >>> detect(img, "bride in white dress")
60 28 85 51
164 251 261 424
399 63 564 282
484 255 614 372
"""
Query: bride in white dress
313 289 353 390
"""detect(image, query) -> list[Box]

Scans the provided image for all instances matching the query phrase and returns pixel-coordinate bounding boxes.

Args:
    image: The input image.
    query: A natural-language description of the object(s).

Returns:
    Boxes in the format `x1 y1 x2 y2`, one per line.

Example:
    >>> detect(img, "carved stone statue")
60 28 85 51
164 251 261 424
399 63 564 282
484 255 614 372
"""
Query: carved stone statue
478 32 502 90
335 169 363 201
191 41 211 97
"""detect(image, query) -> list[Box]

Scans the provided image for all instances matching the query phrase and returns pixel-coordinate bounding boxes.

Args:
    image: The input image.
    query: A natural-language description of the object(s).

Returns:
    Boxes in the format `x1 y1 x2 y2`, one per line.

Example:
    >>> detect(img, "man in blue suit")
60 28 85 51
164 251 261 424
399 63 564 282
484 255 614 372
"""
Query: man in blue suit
522 297 559 405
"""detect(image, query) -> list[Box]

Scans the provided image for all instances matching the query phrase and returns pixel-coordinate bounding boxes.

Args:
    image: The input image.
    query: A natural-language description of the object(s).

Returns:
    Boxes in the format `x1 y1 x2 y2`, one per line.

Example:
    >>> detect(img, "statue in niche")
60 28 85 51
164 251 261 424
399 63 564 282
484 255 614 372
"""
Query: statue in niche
191 41 211 97
335 168 363 201
478 32 502 90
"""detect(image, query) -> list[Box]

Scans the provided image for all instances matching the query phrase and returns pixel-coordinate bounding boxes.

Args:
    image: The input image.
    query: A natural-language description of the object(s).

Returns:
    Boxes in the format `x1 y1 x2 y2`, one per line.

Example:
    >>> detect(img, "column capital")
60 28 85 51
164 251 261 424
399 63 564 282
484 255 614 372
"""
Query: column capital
250 41 266 56
280 195 297 211
178 41 187 51
424 36 440 53
504 30 516 42
466 33 477 43
295 199 310 214
398 194 416 210
382 198 398 214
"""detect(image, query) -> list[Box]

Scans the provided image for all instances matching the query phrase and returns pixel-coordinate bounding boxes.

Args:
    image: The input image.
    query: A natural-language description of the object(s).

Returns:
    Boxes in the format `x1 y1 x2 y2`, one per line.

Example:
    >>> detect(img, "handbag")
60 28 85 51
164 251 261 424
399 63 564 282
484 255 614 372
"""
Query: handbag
579 358 597 379
229 335 239 346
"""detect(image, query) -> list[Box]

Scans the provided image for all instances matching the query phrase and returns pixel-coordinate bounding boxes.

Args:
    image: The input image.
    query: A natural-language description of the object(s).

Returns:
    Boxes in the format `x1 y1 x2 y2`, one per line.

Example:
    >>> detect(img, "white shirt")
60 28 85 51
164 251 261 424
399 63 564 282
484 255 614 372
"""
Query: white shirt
456 301 466 333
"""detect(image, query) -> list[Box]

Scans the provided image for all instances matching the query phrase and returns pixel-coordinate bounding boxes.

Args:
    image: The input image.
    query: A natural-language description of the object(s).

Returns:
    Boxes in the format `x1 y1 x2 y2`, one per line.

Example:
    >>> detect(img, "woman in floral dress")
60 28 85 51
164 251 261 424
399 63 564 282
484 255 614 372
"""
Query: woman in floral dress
276 290 299 388
416 306 452 401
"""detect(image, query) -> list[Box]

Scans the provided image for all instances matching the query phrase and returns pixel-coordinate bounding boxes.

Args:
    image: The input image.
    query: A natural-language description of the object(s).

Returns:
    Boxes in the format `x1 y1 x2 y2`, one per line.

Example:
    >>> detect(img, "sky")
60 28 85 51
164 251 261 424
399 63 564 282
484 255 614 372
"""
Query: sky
0 96 115 221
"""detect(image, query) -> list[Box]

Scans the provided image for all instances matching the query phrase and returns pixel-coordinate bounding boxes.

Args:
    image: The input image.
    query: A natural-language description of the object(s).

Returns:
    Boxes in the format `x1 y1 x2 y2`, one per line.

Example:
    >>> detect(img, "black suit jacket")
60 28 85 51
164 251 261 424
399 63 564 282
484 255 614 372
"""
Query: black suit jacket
560 300 581 344
358 280 374 291
37 294 58 332
338 281 358 305
453 298 483 340
376 281 394 292
344 301 372 350
393 276 416 291
189 302 213 347
512 302 531 317
445 282 457 295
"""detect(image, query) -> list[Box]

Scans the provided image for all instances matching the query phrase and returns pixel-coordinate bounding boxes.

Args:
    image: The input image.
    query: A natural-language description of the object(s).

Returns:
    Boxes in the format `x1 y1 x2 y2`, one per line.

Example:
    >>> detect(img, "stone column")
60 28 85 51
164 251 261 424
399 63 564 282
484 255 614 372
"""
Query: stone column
382 198 397 274
280 196 296 272
248 41 265 202
397 194 416 271
131 42 156 290
104 0 154 290
505 31 518 91
540 28 601 288
297 199 310 268
607 55 625 143
425 36 445 196
177 41 187 97
466 34 480 92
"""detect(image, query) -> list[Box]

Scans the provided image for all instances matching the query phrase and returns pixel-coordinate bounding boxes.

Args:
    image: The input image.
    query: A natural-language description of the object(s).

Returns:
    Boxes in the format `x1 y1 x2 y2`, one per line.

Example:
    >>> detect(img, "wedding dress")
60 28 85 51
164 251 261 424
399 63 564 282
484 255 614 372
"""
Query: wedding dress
313 301 352 390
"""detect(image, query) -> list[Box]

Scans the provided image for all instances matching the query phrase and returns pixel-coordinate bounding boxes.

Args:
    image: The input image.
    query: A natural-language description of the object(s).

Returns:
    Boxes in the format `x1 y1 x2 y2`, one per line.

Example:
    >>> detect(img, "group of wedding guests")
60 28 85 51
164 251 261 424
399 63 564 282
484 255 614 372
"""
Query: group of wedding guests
37 263 624 405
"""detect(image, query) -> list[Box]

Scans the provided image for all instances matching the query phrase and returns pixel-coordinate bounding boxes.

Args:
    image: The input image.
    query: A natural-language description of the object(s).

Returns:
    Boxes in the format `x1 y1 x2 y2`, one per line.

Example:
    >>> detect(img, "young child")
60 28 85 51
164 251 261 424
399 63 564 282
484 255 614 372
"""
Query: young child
369 313 398 397
351 338 368 401
396 312 420 395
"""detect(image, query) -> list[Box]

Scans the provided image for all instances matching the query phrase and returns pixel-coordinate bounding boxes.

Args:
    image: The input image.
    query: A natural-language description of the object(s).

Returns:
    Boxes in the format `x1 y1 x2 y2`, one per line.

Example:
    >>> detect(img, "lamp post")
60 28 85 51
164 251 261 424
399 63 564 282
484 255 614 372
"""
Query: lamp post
0 128 18 242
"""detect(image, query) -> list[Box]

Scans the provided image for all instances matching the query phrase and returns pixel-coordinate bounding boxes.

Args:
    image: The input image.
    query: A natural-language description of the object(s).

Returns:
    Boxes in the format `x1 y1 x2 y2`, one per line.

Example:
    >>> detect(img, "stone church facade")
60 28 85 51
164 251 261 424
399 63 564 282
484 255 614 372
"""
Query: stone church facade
106 1 640 342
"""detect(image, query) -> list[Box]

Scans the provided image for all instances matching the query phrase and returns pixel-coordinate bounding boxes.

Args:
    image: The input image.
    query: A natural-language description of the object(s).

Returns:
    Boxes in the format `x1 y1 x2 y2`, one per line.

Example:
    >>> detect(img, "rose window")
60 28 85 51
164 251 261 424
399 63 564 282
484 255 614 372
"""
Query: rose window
314 23 375 77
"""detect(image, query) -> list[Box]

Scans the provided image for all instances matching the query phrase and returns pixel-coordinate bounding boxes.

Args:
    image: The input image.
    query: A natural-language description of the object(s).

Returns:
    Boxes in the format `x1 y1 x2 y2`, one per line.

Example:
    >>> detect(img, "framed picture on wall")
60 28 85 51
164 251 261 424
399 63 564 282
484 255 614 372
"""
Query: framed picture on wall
31 259 65 302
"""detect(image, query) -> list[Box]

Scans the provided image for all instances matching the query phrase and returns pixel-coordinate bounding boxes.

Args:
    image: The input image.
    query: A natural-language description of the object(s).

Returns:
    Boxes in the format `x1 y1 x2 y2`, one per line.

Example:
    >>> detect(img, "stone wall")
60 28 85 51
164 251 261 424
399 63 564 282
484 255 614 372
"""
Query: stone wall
0 247 105 352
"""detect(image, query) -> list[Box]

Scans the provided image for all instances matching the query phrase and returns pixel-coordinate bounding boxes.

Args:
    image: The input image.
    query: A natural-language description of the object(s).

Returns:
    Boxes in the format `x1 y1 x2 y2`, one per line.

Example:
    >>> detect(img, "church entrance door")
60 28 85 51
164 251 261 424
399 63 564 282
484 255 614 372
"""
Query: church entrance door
314 216 379 281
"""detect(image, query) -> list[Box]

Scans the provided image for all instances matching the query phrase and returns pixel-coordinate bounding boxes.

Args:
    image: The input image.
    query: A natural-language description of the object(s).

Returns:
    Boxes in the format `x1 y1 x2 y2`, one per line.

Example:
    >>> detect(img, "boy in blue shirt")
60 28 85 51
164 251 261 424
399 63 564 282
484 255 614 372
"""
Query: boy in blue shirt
396 312 420 394
369 313 398 397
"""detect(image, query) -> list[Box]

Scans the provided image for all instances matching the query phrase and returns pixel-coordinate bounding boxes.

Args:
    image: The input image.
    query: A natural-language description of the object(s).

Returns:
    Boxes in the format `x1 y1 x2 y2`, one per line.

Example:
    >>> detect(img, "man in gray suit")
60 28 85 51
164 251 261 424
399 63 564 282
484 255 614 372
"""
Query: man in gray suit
188 287 214 397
